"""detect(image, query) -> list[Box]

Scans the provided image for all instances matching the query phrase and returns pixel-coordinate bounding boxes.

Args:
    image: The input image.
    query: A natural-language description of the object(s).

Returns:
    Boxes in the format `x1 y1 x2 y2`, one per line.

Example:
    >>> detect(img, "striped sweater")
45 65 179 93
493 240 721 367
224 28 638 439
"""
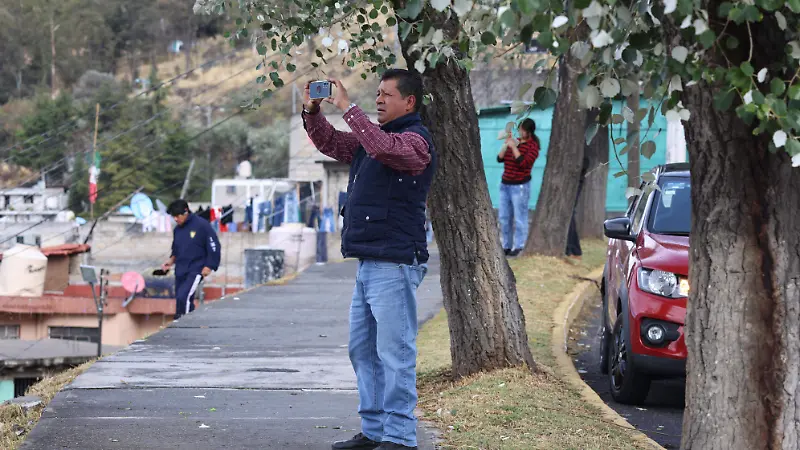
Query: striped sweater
498 139 540 184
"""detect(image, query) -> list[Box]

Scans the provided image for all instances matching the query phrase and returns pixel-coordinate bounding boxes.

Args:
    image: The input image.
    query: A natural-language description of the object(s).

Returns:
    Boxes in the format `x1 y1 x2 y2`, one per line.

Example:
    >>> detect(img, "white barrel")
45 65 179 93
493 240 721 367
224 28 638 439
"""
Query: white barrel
0 244 48 297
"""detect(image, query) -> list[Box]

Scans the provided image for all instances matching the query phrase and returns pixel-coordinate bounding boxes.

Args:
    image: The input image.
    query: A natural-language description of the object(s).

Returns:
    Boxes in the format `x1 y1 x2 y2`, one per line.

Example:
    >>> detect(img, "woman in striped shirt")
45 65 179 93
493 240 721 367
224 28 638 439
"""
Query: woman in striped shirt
497 118 540 256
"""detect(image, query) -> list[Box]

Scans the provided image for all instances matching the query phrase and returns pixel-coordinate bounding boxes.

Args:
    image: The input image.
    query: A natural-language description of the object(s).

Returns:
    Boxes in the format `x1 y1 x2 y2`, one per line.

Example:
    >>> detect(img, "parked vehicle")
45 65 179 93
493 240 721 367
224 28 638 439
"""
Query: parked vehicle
599 163 690 404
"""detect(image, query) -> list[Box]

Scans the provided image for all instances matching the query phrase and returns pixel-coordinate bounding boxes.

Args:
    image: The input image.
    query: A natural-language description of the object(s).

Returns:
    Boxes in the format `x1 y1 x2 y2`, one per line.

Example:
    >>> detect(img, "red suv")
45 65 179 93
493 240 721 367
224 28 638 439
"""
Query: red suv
599 163 690 404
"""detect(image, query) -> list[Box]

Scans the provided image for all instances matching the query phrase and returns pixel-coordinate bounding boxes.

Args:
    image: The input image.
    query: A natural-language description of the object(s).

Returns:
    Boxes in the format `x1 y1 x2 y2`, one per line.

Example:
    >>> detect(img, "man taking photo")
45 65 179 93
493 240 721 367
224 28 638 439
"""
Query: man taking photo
161 199 221 320
302 70 436 450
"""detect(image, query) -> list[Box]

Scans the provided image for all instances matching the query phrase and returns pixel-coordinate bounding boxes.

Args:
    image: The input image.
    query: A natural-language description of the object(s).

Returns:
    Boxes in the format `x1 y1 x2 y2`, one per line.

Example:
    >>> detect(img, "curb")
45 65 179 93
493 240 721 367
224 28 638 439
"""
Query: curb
551 267 665 450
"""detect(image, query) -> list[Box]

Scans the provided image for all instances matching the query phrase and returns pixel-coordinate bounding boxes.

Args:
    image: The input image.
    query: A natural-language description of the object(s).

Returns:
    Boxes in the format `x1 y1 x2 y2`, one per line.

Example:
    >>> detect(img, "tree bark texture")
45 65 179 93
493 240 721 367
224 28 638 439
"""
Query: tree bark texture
626 87 641 207
576 110 608 239
397 5 536 378
666 8 800 450
525 51 585 256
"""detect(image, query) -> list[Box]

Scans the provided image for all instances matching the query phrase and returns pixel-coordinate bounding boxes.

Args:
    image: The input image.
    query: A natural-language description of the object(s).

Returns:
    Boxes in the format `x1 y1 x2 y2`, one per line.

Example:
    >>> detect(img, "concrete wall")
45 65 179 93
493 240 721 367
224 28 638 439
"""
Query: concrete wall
89 222 272 285
0 222 79 252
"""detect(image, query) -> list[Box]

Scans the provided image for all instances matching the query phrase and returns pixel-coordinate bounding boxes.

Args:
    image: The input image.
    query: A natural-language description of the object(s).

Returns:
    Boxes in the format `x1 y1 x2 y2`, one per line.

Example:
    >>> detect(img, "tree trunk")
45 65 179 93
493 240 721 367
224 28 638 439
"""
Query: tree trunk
398 6 536 378
626 87 640 205
669 8 800 450
525 51 585 256
576 110 608 238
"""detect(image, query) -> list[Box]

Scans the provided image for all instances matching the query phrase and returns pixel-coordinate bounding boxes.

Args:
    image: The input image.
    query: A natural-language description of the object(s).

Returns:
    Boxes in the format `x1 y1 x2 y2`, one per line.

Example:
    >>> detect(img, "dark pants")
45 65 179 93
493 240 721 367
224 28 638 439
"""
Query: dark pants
174 273 202 320
566 176 584 257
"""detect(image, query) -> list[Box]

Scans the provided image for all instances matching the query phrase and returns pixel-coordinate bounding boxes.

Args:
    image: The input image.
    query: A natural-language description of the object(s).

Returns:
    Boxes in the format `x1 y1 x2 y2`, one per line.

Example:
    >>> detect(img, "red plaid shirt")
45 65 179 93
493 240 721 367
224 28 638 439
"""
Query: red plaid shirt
303 106 431 176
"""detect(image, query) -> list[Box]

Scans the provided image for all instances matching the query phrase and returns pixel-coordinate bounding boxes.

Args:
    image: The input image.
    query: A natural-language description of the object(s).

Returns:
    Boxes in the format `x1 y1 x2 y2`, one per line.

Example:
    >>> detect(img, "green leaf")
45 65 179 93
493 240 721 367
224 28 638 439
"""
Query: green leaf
613 170 626 178
585 123 599 145
481 31 497 45
788 85 800 100
787 137 800 155
518 0 539 15
257 44 267 55
537 31 554 49
533 87 557 109
642 172 656 182
577 73 591 91
771 78 786 96
500 9 516 28
740 61 754 77
726 36 740 49
718 2 734 17
698 30 716 49
286 63 296 73
387 17 397 26
714 90 736 111
614 137 626 145
611 114 624 124
622 47 637 64
789 0 800 13
369 9 379 19
398 0 423 19
641 141 657 159
619 145 630 156
574 0 592 8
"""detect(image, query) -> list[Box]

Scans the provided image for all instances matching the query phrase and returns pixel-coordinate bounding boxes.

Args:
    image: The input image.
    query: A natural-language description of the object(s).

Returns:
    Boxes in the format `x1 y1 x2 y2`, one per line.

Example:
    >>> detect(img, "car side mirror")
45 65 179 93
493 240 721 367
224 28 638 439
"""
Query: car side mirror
604 217 636 242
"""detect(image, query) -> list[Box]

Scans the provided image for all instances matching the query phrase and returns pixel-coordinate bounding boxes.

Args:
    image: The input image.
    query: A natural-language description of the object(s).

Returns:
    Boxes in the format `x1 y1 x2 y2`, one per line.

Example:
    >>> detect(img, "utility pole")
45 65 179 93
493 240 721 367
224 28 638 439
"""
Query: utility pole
90 103 100 220
180 159 196 199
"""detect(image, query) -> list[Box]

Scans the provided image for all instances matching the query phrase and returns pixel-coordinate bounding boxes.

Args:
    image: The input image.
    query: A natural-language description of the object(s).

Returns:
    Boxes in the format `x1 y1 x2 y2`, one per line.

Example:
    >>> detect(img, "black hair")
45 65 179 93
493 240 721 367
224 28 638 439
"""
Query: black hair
167 199 190 216
380 69 424 112
520 118 539 145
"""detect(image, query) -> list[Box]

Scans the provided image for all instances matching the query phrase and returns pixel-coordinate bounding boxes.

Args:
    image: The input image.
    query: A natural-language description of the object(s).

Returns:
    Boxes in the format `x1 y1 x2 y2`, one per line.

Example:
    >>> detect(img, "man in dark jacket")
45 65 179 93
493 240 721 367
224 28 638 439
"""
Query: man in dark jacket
302 69 436 450
161 199 221 320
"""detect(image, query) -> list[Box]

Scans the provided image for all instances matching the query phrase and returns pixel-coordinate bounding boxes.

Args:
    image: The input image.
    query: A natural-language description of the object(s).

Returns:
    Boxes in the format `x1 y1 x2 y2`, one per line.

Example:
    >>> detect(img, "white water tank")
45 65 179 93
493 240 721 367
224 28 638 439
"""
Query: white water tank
0 244 48 297
267 223 317 273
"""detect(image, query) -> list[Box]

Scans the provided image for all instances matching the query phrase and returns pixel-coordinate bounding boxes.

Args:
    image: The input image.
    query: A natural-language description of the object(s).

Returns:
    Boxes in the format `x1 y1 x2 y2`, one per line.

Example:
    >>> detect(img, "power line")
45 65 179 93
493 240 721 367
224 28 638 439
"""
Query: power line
0 48 244 163
0 63 261 194
0 65 324 247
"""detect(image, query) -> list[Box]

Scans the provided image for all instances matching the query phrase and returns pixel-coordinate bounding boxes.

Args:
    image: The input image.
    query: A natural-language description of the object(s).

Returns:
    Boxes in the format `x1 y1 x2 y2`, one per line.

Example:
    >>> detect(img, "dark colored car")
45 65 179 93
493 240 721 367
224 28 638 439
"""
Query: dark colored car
599 163 691 404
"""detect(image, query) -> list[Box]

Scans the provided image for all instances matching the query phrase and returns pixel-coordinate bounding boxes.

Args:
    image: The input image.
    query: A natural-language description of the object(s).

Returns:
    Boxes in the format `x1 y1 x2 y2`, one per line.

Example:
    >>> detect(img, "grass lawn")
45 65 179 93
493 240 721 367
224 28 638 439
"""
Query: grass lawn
416 240 646 449
0 360 94 450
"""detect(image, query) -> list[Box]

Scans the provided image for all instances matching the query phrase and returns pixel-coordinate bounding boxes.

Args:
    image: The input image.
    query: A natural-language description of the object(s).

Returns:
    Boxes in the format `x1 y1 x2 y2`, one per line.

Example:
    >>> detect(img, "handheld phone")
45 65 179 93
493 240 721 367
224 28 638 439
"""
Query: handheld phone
309 80 334 99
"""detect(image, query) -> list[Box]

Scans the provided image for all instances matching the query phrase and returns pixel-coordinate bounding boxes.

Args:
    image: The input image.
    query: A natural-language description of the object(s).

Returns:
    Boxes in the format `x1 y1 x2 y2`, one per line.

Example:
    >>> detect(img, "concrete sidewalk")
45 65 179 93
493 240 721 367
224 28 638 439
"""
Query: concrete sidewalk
22 255 443 449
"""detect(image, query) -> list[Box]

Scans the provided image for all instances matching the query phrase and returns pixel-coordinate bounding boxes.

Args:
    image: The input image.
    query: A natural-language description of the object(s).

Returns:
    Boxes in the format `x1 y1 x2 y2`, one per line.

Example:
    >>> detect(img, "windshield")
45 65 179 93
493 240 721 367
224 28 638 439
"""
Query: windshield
647 177 691 235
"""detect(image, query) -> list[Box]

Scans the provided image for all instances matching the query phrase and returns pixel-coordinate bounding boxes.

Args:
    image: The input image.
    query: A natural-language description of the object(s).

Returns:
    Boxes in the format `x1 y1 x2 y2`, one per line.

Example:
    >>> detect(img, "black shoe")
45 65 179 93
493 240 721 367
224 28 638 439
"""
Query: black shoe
509 249 521 257
332 432 381 450
377 443 417 450
503 248 511 256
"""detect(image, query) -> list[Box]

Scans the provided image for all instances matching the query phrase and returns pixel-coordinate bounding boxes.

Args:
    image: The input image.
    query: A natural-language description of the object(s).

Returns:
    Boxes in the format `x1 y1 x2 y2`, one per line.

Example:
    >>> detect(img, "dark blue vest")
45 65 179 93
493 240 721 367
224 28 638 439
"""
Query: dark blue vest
341 112 437 264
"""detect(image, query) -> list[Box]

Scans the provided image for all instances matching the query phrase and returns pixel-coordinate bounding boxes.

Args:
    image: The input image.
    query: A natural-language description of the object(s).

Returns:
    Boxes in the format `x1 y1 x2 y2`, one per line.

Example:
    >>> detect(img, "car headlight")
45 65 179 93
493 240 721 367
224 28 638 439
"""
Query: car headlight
638 268 689 298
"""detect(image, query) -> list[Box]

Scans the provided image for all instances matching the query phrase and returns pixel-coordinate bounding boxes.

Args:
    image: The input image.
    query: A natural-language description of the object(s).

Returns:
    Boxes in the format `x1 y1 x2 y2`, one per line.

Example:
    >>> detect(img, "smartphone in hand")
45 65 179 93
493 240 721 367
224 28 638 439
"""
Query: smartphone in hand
309 80 334 99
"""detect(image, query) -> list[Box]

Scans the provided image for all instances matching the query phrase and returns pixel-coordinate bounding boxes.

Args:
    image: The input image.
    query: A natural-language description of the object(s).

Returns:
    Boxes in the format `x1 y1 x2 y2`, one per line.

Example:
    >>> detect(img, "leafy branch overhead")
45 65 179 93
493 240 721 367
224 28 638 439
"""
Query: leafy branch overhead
195 0 800 166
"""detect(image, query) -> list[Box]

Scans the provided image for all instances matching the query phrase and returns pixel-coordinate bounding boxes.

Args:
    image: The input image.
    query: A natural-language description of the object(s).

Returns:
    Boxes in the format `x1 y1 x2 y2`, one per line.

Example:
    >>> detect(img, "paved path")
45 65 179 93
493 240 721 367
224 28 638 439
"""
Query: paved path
571 294 684 449
23 255 443 449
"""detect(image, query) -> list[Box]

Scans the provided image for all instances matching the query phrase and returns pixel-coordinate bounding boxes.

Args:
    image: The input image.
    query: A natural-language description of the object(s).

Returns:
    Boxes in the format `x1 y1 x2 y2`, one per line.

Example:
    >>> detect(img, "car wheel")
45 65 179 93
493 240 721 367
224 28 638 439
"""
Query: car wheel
608 315 651 405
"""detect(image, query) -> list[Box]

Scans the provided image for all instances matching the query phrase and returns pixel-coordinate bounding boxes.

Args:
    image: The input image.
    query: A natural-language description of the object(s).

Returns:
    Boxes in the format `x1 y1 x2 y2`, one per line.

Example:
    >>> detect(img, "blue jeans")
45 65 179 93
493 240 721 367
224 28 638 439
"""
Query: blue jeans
349 259 428 447
499 181 531 250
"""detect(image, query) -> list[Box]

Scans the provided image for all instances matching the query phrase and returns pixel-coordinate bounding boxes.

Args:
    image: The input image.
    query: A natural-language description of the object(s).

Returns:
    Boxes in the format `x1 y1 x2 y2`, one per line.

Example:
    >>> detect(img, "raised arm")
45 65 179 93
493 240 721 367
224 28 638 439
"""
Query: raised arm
302 110 360 164
342 106 430 175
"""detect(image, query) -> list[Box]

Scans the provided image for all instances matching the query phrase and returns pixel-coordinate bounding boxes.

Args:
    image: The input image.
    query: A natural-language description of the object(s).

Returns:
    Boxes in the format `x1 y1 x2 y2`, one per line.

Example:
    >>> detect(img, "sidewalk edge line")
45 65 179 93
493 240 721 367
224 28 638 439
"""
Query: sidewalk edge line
551 267 665 450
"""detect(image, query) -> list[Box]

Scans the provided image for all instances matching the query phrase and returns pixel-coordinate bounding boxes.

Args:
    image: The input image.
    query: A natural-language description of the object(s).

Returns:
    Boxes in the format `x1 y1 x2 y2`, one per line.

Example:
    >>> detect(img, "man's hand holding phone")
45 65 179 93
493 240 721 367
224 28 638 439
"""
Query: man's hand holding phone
304 79 352 113
303 81 325 114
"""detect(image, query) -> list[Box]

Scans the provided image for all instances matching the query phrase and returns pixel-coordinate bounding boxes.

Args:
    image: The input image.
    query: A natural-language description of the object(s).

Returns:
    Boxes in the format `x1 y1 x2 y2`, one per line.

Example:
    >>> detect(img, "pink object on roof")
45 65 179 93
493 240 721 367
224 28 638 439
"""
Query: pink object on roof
121 272 146 294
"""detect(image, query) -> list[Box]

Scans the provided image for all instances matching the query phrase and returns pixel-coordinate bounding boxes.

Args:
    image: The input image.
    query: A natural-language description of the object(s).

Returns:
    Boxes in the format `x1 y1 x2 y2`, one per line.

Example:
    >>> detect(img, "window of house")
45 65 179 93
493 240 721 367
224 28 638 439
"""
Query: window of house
14 377 40 398
226 185 237 194
16 236 24 244
23 195 34 204
48 326 100 344
0 325 20 339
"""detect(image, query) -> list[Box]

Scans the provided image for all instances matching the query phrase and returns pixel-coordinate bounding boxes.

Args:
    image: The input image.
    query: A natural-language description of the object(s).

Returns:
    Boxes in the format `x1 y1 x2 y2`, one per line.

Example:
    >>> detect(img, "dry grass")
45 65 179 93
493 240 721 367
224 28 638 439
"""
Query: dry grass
416 240 647 449
0 360 95 450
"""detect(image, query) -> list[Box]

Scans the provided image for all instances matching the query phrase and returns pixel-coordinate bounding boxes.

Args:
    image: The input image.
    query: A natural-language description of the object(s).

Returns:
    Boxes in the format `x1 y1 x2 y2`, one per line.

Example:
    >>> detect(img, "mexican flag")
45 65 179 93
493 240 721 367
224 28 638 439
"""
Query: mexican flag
88 154 100 204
